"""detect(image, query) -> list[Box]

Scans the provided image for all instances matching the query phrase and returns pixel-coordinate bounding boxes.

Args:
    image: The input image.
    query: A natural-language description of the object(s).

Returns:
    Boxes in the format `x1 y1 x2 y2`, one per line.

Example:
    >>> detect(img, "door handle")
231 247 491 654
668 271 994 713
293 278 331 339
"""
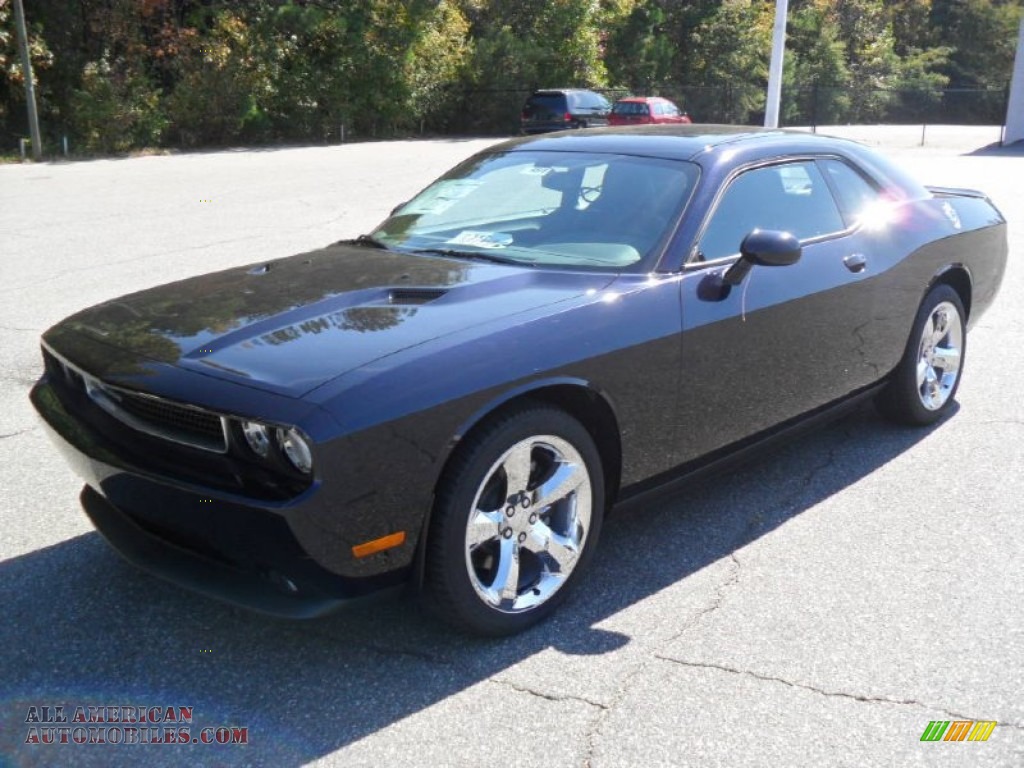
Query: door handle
843 253 867 273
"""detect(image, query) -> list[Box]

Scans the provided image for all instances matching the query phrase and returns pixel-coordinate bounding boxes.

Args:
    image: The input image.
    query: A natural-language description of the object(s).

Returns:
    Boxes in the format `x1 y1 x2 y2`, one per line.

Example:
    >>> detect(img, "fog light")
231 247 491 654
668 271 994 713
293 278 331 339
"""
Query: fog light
241 420 271 457
276 427 313 474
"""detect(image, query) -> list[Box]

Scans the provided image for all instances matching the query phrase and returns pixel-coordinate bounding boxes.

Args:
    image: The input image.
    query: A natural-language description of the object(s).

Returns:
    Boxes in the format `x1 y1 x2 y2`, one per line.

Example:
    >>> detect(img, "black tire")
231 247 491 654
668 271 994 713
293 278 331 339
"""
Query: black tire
876 283 967 426
425 405 605 636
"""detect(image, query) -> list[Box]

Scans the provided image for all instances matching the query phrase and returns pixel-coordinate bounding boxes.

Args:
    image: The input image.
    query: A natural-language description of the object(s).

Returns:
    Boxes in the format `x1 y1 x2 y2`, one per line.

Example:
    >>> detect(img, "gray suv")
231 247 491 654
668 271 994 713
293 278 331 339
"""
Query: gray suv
520 89 611 134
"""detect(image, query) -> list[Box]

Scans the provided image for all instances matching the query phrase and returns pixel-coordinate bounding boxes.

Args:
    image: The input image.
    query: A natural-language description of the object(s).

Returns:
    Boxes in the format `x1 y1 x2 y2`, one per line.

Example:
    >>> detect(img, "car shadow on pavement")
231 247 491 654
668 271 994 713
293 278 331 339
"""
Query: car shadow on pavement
964 141 1024 157
0 402 942 765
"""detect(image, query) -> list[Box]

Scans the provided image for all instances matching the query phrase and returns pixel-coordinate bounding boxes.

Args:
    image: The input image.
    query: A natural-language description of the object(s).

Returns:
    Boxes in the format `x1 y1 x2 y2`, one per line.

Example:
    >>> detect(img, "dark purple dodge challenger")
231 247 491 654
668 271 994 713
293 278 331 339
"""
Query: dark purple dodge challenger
32 126 1006 635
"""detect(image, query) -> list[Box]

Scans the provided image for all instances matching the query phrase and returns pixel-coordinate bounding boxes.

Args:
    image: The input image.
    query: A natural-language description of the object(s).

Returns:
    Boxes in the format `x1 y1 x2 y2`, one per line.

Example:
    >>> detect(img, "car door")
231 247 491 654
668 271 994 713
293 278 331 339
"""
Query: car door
675 158 882 463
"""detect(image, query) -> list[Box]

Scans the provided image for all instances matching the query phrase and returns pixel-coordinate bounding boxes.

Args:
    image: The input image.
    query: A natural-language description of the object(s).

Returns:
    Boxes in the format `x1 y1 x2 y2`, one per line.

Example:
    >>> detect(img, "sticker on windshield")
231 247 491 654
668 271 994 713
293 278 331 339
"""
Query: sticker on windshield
521 166 553 176
401 180 480 215
447 231 514 249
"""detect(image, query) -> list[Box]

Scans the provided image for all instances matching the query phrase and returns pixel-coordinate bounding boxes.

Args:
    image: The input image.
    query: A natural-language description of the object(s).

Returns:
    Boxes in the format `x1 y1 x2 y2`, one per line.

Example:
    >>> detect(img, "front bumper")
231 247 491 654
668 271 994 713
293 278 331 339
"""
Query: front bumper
78 486 404 617
30 375 410 618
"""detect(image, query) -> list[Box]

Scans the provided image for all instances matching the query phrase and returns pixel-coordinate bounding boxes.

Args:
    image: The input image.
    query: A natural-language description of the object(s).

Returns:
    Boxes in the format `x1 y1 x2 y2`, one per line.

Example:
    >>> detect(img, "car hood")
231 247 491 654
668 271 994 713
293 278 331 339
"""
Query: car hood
44 243 615 398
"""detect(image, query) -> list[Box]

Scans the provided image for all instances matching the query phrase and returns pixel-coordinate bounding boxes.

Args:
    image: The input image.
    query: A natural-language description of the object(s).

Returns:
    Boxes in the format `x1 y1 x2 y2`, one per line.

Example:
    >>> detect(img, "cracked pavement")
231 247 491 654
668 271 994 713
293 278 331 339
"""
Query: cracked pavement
1 130 1022 766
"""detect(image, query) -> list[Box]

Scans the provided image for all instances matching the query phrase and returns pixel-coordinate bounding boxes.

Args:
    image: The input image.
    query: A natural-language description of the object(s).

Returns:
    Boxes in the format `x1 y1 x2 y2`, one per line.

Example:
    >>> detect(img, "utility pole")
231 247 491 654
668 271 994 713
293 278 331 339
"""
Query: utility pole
13 0 43 160
764 0 789 129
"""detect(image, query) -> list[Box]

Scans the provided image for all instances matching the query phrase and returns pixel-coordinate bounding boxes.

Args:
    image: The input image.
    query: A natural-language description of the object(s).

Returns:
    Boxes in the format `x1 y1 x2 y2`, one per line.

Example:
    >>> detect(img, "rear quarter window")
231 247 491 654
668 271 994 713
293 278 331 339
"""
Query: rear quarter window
821 158 882 226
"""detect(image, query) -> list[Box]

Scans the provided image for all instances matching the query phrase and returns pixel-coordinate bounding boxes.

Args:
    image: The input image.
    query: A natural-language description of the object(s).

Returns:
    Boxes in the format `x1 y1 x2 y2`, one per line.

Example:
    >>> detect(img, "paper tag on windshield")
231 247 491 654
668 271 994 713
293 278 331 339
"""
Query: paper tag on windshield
402 180 480 215
447 231 513 249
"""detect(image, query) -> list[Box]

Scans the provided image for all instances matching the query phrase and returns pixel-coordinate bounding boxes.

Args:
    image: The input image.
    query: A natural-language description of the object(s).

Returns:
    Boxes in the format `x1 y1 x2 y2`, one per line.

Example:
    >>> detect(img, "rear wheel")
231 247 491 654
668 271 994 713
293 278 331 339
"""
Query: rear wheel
877 284 966 425
425 406 604 636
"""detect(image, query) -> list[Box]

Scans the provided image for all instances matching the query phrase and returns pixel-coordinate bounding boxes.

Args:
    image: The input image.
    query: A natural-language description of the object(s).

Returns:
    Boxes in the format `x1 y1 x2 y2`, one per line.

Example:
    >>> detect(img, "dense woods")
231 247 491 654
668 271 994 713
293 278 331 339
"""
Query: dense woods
1 0 1021 154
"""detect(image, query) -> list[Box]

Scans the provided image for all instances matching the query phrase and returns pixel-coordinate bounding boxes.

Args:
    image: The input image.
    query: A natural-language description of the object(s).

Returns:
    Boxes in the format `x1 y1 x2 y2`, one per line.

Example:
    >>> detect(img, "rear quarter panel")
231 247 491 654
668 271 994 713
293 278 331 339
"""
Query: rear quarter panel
863 193 1006 378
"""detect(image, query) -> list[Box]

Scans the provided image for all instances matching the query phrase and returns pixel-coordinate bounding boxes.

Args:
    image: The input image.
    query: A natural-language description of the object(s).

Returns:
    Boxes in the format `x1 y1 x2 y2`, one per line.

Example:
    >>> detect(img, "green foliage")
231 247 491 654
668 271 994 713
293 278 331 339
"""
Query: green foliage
783 0 957 124
784 2 852 123
3 0 1022 153
71 55 167 152
686 1 775 122
0 0 54 136
931 0 1023 87
604 3 675 91
405 1 472 131
164 14 262 146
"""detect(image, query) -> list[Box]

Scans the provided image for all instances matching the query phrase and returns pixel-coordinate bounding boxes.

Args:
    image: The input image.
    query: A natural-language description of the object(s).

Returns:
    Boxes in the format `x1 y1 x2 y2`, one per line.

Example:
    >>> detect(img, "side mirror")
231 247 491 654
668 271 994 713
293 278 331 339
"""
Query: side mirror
722 229 801 286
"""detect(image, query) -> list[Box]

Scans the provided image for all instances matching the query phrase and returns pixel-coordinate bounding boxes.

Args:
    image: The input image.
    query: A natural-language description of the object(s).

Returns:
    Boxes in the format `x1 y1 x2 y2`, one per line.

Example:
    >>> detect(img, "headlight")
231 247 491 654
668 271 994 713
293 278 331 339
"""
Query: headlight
276 427 313 474
241 420 271 457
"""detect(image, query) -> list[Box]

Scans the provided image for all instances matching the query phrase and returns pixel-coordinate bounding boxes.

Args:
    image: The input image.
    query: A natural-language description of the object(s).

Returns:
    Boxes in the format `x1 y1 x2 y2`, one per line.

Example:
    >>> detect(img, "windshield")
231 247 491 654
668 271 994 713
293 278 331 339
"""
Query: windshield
371 150 700 271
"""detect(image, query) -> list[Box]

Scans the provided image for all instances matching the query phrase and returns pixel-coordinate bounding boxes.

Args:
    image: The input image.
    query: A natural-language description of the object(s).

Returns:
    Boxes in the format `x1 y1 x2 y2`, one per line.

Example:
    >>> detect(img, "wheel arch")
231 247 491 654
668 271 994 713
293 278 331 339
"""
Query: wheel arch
447 379 622 510
929 263 973 322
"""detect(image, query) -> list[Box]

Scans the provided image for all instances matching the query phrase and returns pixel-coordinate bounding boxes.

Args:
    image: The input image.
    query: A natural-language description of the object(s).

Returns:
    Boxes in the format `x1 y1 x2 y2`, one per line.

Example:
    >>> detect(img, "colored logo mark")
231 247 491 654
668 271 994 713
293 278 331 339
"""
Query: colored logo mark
920 720 996 742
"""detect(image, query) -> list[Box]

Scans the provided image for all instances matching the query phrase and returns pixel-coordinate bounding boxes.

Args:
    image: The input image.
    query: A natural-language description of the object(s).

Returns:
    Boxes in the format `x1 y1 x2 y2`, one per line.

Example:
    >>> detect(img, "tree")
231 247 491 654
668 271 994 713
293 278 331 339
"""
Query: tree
685 0 775 123
784 1 851 124
931 0 1022 87
405 0 472 131
604 2 675 91
0 0 53 144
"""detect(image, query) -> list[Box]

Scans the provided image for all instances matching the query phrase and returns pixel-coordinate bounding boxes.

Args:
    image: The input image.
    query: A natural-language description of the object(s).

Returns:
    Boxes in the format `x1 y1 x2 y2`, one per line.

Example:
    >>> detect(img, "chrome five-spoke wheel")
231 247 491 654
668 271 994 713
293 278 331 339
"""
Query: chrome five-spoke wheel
426 406 604 635
465 435 592 613
916 300 963 411
877 283 967 426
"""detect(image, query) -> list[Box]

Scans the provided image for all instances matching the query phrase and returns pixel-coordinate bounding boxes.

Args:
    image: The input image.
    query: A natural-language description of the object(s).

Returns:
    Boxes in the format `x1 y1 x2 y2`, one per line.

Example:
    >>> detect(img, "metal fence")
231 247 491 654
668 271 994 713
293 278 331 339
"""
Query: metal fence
3 83 1011 154
440 84 1010 135
778 85 1009 128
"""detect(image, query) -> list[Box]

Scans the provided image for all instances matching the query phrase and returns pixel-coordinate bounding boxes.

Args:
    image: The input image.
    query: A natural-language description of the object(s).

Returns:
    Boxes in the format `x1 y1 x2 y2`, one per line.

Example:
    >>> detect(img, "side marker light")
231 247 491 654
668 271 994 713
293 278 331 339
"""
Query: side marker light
352 531 407 558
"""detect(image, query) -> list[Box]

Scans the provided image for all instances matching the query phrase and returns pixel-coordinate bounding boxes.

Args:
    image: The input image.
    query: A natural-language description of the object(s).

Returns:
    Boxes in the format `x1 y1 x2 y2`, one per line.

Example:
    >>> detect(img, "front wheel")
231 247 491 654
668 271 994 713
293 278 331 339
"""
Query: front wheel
876 283 966 426
425 406 604 636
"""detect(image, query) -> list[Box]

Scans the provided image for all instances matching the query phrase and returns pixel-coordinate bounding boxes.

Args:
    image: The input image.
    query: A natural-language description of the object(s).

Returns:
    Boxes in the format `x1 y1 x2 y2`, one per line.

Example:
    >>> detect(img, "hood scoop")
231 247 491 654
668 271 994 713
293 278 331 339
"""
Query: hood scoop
387 287 447 306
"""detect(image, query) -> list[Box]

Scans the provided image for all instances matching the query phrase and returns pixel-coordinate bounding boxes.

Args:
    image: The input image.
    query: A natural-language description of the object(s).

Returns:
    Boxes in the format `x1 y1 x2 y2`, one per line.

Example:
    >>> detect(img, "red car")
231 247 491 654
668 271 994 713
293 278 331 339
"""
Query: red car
609 96 692 126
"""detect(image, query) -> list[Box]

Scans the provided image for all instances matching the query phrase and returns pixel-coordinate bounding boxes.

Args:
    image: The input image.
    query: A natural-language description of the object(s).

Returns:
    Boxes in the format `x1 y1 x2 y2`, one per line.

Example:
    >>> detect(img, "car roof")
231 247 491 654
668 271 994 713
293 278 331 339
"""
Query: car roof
531 89 602 95
615 96 670 103
494 124 929 199
503 124 876 159
499 124 788 160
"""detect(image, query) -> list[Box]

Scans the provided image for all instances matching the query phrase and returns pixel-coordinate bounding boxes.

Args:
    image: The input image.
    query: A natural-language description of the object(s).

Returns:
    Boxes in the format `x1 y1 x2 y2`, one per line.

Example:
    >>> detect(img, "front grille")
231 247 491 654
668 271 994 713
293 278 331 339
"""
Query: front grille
43 349 227 453
115 389 226 446
84 379 228 453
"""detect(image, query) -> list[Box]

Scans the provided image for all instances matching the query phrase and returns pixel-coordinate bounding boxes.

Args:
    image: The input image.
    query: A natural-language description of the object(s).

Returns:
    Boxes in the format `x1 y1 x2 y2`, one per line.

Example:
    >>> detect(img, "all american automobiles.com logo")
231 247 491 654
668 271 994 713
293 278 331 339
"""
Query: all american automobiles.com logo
23 705 248 746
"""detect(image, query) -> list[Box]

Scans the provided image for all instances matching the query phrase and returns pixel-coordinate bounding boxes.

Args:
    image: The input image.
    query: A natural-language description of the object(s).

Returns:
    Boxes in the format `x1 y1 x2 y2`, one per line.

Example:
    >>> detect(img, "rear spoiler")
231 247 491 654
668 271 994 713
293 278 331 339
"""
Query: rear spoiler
926 185 1005 222
926 185 988 200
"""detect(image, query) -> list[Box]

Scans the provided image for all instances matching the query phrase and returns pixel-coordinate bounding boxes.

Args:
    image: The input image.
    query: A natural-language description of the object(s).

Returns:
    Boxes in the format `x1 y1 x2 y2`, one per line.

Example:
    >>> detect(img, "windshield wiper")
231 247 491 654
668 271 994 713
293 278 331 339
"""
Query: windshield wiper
412 248 531 266
344 234 390 249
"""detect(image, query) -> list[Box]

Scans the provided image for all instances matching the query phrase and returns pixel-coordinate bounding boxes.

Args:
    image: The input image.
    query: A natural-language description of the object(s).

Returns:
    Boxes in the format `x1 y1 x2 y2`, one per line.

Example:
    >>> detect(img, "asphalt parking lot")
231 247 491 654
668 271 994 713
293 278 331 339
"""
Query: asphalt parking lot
1 128 1022 767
